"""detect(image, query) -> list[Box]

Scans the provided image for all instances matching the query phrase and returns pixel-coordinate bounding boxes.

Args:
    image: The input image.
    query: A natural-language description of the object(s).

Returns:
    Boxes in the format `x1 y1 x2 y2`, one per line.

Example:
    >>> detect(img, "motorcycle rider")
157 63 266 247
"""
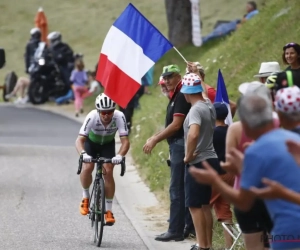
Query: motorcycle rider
24 28 41 74
47 31 74 86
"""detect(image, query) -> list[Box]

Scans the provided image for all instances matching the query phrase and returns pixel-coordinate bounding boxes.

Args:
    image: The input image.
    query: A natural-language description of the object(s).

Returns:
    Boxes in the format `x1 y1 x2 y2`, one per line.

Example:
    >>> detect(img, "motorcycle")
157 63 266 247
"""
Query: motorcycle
28 42 69 105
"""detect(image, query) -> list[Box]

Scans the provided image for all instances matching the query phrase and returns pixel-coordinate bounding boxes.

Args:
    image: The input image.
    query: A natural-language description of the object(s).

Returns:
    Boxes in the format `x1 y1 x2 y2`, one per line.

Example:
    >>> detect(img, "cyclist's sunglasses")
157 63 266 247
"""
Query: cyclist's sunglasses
99 110 114 116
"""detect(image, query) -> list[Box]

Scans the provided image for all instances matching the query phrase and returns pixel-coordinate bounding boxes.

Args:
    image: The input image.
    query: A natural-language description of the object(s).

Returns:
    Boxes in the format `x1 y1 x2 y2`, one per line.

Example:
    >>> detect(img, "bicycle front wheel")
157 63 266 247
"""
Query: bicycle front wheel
94 178 105 247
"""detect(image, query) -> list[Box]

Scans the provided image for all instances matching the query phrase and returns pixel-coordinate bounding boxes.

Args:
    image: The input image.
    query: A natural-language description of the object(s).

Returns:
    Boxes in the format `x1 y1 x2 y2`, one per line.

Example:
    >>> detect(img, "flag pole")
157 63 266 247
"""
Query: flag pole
173 46 188 63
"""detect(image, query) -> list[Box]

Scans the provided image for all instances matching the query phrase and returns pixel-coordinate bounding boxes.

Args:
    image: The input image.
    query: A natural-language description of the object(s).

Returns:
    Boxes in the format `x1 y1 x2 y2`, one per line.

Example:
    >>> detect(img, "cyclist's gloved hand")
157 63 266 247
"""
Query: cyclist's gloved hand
81 151 92 162
112 154 123 164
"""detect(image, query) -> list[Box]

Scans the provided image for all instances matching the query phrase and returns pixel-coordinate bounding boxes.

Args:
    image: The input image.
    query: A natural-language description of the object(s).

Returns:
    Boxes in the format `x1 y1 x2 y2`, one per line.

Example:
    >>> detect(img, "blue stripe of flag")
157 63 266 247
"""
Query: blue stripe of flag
215 69 230 104
113 3 173 62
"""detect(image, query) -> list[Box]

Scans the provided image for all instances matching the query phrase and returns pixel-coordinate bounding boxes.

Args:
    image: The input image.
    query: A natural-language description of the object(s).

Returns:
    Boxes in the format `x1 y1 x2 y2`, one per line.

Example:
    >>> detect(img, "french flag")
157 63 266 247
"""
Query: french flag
96 3 173 108
214 69 233 125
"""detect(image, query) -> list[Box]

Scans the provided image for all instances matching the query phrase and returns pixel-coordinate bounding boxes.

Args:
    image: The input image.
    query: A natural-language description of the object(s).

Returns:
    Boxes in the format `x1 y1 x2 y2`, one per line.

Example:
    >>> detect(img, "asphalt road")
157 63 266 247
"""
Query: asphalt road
0 105 148 250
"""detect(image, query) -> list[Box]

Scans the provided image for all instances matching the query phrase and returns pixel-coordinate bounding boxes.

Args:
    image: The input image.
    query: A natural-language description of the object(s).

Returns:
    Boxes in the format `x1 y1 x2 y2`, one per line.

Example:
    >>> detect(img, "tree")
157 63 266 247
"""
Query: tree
165 0 192 47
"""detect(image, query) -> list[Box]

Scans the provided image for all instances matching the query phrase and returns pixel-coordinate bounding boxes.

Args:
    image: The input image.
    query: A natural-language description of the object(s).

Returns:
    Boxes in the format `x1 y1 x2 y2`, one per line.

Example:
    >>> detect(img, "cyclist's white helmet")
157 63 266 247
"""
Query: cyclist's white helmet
95 93 116 111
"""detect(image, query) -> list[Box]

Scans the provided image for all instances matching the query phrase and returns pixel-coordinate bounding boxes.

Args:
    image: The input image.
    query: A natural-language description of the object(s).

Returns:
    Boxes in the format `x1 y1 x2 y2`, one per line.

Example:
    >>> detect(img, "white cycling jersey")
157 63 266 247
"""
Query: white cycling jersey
79 109 128 145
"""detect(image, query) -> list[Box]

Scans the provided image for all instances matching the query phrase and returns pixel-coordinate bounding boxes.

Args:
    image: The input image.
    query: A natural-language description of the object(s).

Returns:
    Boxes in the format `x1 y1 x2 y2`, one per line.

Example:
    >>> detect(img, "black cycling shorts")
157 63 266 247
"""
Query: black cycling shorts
234 199 273 248
84 137 116 159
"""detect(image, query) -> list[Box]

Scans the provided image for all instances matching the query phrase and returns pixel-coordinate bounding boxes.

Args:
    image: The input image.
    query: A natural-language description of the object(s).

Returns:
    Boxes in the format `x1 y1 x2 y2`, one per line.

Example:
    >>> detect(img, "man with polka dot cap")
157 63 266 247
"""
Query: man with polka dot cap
274 86 300 135
181 73 224 250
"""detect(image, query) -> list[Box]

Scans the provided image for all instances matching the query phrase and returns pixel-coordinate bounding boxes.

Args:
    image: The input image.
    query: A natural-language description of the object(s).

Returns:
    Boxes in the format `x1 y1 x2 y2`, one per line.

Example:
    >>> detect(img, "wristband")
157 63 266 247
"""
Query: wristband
80 150 86 155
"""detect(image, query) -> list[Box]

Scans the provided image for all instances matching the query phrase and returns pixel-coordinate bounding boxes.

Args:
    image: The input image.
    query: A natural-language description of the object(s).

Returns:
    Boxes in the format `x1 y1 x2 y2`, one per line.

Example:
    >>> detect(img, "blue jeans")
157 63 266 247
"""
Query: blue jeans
55 89 74 104
168 138 187 234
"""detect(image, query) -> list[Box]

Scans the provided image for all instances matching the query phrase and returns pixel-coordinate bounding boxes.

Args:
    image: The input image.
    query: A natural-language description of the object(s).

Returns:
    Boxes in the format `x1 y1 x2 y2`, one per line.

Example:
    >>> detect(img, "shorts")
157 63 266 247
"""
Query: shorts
234 199 273 248
185 158 220 208
84 137 116 159
234 199 273 234
210 173 235 221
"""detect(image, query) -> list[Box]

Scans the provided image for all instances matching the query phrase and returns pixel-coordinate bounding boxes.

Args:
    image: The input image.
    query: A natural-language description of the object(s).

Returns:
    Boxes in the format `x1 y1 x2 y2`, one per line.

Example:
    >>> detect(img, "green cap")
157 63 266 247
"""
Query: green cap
161 64 181 77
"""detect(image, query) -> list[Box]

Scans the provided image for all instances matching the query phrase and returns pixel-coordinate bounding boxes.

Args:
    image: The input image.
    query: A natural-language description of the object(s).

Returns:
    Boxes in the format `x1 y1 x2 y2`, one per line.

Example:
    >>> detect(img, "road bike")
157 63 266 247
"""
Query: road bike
77 155 126 247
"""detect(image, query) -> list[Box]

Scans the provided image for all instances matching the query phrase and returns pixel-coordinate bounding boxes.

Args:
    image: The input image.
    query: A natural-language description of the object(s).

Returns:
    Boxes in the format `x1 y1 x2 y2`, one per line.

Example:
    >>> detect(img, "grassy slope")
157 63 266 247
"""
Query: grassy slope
0 0 260 79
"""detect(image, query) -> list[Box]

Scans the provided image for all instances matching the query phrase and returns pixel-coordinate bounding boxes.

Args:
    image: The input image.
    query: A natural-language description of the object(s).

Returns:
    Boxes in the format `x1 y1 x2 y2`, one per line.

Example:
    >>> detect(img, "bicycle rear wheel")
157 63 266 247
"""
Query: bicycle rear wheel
94 178 105 247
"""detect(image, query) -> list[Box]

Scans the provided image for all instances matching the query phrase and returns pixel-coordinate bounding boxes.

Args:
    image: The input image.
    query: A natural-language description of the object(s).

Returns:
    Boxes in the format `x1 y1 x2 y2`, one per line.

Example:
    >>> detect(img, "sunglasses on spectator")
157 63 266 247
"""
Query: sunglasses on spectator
283 42 298 50
163 73 177 80
99 110 114 115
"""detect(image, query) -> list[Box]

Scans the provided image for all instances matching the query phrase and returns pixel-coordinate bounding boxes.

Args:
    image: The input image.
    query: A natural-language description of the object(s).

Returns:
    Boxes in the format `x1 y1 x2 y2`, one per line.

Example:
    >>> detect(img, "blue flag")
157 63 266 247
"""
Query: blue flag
214 69 233 125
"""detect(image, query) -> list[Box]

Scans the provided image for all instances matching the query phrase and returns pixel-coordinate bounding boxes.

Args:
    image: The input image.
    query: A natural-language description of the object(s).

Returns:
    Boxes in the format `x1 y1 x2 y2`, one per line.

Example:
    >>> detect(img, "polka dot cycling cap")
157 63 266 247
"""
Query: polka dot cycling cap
180 73 203 94
274 86 300 113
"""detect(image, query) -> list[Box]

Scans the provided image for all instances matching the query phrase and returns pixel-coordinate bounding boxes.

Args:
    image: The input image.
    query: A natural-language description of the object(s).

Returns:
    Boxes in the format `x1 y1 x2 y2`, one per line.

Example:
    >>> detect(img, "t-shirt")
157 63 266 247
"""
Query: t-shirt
291 126 300 135
183 99 217 164
89 80 101 94
245 9 259 20
213 125 228 163
166 82 191 144
275 69 300 90
70 69 88 87
79 109 128 145
240 128 300 250
206 86 216 103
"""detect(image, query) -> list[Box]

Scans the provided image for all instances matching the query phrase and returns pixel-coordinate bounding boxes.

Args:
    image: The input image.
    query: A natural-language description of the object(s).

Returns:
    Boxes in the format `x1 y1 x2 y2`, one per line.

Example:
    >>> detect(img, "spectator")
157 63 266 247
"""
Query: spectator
181 73 224 250
237 1 259 27
187 62 237 117
5 76 30 104
86 71 101 96
143 65 192 242
202 1 259 44
24 28 41 74
254 62 281 83
249 86 300 202
282 42 300 71
157 75 195 237
70 58 88 117
158 76 172 99
118 95 136 135
216 82 277 250
208 102 235 249
47 31 74 86
143 66 154 94
190 92 300 250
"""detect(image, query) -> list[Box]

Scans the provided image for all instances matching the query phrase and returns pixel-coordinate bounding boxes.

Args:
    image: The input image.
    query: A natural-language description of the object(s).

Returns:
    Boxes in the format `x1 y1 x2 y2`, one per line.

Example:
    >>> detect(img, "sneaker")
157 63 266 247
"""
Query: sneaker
5 93 14 100
13 97 23 104
190 244 200 250
20 96 29 104
105 210 115 225
80 198 89 215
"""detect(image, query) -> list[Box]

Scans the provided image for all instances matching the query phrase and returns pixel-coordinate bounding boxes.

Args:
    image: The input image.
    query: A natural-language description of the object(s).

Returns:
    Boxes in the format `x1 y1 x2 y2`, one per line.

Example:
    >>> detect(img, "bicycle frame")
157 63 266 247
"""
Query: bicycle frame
76 155 126 247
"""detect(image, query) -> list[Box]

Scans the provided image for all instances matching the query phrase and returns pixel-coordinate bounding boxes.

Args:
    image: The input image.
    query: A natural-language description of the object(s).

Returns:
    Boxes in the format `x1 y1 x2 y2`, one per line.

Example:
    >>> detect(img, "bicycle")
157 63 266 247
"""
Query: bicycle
77 155 126 247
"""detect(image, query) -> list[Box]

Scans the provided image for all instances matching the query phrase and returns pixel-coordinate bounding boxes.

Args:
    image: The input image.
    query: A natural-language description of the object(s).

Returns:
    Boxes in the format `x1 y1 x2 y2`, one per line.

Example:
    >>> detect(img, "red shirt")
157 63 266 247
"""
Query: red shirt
206 85 216 103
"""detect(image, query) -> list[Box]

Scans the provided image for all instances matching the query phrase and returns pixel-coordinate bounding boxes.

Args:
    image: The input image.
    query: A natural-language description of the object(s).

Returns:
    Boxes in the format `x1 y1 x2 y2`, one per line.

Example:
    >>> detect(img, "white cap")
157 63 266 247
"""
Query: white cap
254 62 281 78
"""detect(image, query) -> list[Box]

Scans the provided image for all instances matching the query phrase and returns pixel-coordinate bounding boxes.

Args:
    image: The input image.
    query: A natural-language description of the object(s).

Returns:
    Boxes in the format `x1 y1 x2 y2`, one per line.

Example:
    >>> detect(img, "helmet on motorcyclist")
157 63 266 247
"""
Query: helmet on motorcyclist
47 31 62 45
30 27 41 40
95 93 116 111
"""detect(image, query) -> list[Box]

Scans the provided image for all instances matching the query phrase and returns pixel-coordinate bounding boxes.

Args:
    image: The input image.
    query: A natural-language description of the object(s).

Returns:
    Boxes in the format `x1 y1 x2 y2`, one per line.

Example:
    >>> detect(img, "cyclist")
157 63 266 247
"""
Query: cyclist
75 93 130 225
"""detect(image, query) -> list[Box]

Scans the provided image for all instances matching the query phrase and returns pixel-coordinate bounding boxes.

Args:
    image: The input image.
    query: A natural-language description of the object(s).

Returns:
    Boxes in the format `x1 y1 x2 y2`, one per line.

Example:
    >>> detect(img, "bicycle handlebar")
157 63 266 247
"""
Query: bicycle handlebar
77 155 126 177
